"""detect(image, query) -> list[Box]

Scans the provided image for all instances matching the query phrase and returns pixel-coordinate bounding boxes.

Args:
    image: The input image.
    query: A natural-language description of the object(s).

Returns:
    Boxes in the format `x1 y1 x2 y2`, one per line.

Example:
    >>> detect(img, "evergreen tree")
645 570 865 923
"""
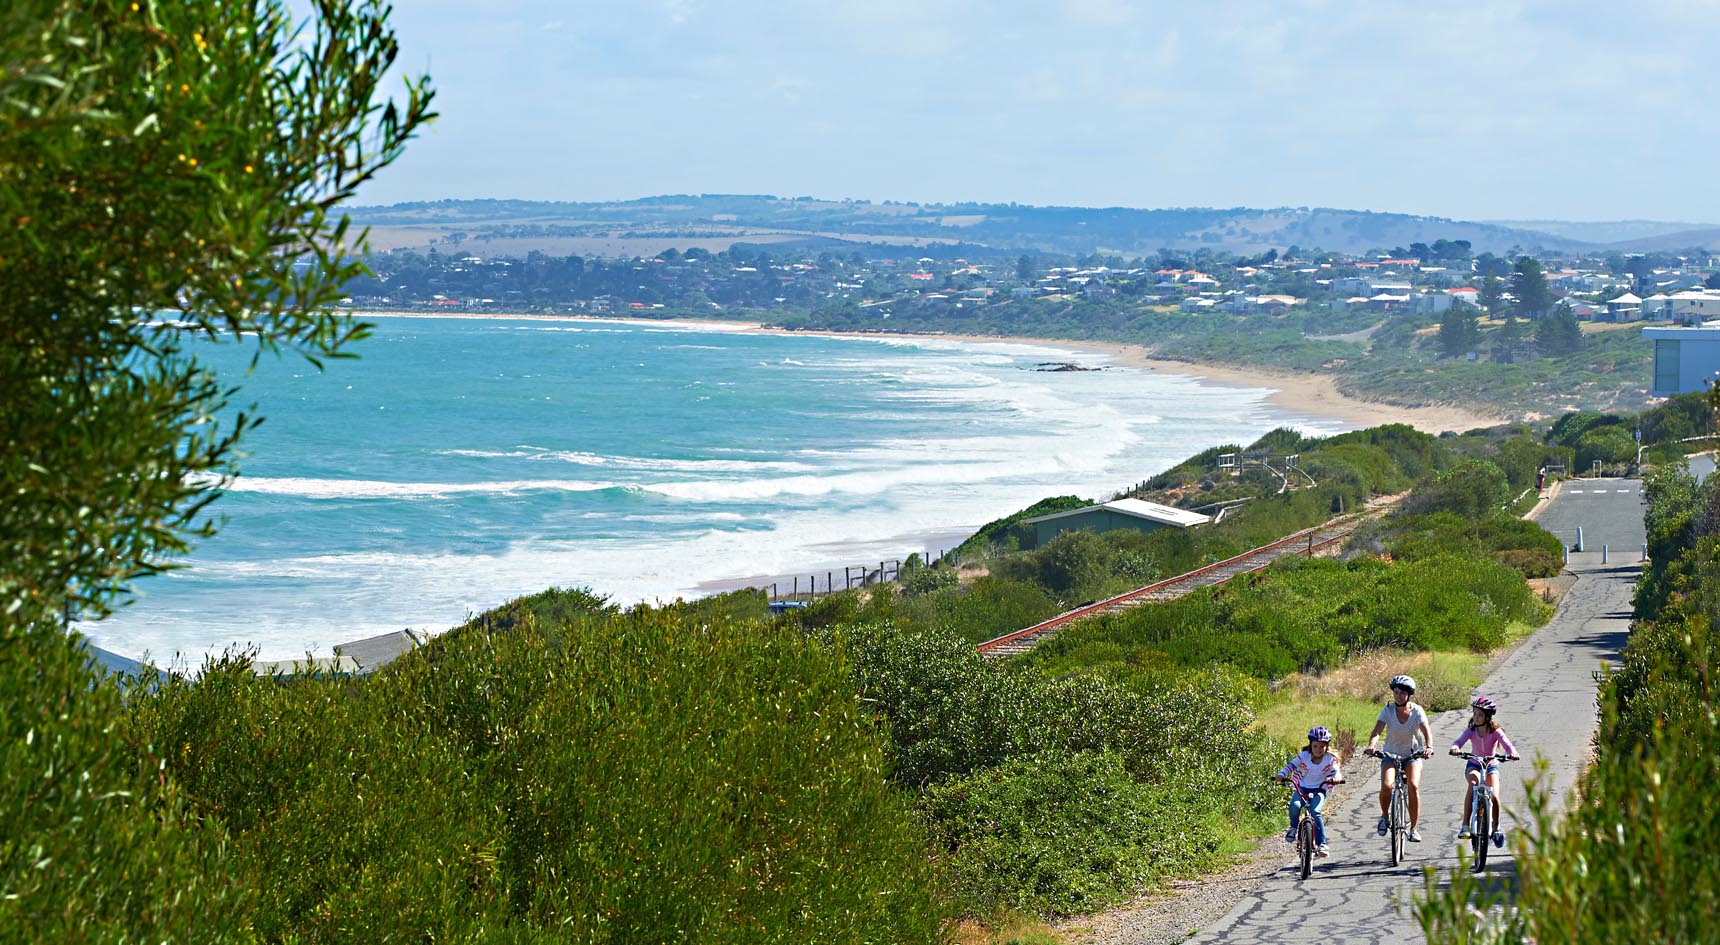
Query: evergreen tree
1478 274 1505 313
1536 300 1584 356
1492 312 1526 364
1438 304 1482 358
1511 256 1553 318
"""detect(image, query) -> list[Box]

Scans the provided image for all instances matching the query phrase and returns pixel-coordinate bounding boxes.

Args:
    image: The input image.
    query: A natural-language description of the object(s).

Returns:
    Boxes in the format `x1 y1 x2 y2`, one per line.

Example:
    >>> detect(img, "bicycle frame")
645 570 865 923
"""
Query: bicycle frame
1280 779 1336 880
1455 751 1514 873
1374 750 1418 866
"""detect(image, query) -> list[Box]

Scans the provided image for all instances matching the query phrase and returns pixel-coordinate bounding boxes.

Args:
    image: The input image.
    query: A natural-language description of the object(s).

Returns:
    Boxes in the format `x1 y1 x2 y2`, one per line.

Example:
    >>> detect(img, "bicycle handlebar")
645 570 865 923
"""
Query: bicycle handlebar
1366 748 1430 762
1452 751 1518 761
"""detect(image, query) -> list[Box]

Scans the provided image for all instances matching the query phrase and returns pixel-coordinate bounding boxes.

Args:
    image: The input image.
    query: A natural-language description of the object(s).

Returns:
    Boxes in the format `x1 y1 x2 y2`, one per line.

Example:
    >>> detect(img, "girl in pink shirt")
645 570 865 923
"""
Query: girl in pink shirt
1448 695 1519 847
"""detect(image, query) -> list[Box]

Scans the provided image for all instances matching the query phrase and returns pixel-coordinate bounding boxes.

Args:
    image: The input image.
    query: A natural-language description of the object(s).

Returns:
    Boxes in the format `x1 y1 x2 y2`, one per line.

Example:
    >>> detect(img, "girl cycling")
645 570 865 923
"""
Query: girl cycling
1449 695 1519 848
1363 674 1434 842
1272 725 1344 857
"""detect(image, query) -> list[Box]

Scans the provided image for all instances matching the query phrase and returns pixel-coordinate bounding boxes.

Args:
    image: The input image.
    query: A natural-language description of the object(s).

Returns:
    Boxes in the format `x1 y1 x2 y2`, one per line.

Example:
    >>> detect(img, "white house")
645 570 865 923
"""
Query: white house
1412 292 1454 315
1646 321 1720 396
1604 292 1643 322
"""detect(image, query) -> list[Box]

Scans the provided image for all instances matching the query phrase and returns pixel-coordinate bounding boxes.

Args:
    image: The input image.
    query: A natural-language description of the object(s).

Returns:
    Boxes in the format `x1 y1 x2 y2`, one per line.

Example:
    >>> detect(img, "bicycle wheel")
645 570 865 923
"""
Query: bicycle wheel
1473 793 1490 873
1299 819 1313 880
1389 784 1406 866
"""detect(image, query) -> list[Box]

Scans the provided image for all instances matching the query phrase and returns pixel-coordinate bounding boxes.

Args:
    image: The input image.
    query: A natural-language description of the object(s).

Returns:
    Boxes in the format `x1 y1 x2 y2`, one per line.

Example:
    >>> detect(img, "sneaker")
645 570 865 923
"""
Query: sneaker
1407 827 1424 843
1458 825 1472 840
1377 816 1389 836
1492 831 1506 849
1285 828 1298 843
1316 844 1330 858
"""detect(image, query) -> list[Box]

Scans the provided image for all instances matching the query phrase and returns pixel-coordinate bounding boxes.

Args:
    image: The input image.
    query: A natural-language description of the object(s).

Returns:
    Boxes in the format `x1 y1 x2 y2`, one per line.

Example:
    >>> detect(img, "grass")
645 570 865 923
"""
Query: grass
1252 629 1541 756
950 911 1067 945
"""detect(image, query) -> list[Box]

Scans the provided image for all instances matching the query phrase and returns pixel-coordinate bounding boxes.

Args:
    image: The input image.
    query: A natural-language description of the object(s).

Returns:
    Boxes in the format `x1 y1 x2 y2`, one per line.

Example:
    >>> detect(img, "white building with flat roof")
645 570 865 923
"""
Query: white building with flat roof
1645 321 1720 396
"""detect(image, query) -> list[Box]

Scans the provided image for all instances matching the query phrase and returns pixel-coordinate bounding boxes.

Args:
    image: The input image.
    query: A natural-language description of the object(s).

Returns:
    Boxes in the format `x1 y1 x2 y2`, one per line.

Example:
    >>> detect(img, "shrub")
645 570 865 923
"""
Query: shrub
1574 424 1638 471
895 577 1060 644
123 607 945 944
923 751 1219 916
1398 460 1509 519
1496 548 1561 578
0 626 253 944
903 562 961 596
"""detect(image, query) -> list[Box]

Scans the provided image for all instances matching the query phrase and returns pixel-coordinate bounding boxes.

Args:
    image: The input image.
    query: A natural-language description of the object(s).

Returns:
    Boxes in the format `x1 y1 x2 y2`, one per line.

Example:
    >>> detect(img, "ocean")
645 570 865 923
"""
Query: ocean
84 315 1345 663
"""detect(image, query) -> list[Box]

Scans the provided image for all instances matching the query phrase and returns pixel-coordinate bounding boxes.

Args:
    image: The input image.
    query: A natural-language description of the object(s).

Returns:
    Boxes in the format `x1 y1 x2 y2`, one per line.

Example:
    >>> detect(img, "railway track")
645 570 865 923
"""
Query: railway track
976 514 1372 659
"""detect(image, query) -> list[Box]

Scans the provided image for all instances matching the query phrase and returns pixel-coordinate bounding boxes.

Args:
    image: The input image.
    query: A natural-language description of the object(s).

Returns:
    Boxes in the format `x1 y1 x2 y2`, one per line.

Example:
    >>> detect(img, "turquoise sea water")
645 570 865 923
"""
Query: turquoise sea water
86 316 1344 662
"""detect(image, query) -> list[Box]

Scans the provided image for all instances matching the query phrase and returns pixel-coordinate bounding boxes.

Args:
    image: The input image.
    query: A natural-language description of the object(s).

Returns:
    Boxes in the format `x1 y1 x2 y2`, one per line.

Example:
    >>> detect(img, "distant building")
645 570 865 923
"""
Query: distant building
1024 498 1211 549
1645 322 1720 396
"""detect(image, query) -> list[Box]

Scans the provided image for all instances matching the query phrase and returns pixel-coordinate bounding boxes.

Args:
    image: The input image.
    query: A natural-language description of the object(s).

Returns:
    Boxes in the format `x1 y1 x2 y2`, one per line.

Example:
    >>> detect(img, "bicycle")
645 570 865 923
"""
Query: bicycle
1365 749 1422 865
1454 751 1517 873
1272 776 1343 879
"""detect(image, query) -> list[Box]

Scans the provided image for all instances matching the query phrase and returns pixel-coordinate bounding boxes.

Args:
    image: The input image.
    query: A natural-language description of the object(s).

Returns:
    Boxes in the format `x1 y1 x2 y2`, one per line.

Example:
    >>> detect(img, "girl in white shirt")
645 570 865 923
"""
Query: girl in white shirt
1272 725 1344 856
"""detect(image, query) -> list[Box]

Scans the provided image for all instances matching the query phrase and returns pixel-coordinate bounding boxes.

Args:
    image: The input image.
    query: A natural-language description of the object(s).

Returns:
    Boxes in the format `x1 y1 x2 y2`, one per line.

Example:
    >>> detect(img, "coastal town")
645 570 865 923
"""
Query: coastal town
345 240 1720 329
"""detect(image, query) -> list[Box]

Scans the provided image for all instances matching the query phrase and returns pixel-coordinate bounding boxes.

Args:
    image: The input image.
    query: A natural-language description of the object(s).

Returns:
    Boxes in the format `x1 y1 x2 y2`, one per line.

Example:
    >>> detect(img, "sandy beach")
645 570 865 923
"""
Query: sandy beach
359 310 1504 435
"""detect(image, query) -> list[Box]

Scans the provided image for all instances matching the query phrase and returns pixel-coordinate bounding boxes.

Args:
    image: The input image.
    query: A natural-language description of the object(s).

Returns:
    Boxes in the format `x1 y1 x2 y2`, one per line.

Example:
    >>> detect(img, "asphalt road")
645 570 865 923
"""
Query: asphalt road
1188 479 1645 944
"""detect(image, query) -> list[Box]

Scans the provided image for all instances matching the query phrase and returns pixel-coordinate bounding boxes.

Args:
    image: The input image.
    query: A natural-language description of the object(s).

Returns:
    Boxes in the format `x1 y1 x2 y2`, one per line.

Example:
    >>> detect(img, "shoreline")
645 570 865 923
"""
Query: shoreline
361 310 1505 434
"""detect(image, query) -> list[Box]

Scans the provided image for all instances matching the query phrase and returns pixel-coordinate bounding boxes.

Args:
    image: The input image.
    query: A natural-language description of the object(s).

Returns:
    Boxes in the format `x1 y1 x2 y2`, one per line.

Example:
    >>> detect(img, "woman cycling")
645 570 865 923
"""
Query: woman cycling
1363 674 1434 842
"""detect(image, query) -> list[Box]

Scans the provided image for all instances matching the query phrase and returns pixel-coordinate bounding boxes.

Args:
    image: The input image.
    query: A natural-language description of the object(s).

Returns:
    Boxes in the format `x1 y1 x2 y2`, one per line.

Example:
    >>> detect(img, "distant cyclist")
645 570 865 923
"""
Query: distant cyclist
1449 695 1519 848
1271 725 1344 858
1363 674 1434 842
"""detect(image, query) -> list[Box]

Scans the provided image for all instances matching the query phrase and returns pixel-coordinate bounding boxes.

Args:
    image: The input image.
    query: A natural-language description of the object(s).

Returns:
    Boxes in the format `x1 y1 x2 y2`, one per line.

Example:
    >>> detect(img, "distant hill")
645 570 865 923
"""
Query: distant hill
1601 227 1720 253
1485 219 1719 246
348 195 1588 258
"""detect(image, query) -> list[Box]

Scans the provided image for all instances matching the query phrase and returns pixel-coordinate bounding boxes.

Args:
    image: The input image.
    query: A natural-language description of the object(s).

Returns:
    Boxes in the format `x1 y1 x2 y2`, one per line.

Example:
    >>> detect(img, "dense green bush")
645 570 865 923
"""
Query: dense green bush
894 576 1061 643
1362 511 1565 577
903 561 961 596
122 607 945 945
1028 551 1544 681
923 751 1221 916
807 621 1280 900
0 626 254 944
1575 423 1639 471
1398 459 1509 519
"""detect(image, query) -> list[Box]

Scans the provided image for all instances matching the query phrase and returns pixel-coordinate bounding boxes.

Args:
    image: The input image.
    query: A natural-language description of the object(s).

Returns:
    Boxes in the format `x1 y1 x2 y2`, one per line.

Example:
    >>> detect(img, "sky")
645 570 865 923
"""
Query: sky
356 0 1720 223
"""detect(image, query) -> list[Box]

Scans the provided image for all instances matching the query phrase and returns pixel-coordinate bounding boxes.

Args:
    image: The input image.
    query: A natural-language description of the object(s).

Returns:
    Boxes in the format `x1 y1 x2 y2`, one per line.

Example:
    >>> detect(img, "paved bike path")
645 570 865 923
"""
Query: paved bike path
1188 479 1643 944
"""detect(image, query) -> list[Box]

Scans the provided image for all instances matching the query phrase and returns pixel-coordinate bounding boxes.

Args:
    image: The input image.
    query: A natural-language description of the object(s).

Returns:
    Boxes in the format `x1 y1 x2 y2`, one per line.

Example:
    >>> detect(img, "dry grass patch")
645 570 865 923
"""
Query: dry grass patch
950 912 1066 945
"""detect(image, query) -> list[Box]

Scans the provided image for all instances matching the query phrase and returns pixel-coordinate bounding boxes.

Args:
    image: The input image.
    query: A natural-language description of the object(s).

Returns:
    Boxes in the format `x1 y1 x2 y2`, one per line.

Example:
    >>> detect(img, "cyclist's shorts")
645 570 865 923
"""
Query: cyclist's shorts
1379 756 1423 773
1465 758 1500 777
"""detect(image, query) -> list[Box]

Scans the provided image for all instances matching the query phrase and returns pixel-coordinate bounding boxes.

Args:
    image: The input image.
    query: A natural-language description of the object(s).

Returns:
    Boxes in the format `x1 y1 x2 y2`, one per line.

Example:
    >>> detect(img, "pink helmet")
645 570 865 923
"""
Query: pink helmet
1471 695 1498 714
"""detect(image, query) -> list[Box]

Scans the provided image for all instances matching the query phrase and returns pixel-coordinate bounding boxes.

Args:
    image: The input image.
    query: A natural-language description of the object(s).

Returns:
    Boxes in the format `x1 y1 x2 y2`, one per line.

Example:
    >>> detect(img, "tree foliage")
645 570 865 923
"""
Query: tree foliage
1511 256 1553 318
1535 300 1583 356
1437 303 1481 358
1 0 435 624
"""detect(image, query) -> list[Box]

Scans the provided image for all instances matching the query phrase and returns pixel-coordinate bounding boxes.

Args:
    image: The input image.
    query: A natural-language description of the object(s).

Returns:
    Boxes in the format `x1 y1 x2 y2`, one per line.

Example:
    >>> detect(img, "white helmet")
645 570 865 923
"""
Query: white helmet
1389 674 1417 694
